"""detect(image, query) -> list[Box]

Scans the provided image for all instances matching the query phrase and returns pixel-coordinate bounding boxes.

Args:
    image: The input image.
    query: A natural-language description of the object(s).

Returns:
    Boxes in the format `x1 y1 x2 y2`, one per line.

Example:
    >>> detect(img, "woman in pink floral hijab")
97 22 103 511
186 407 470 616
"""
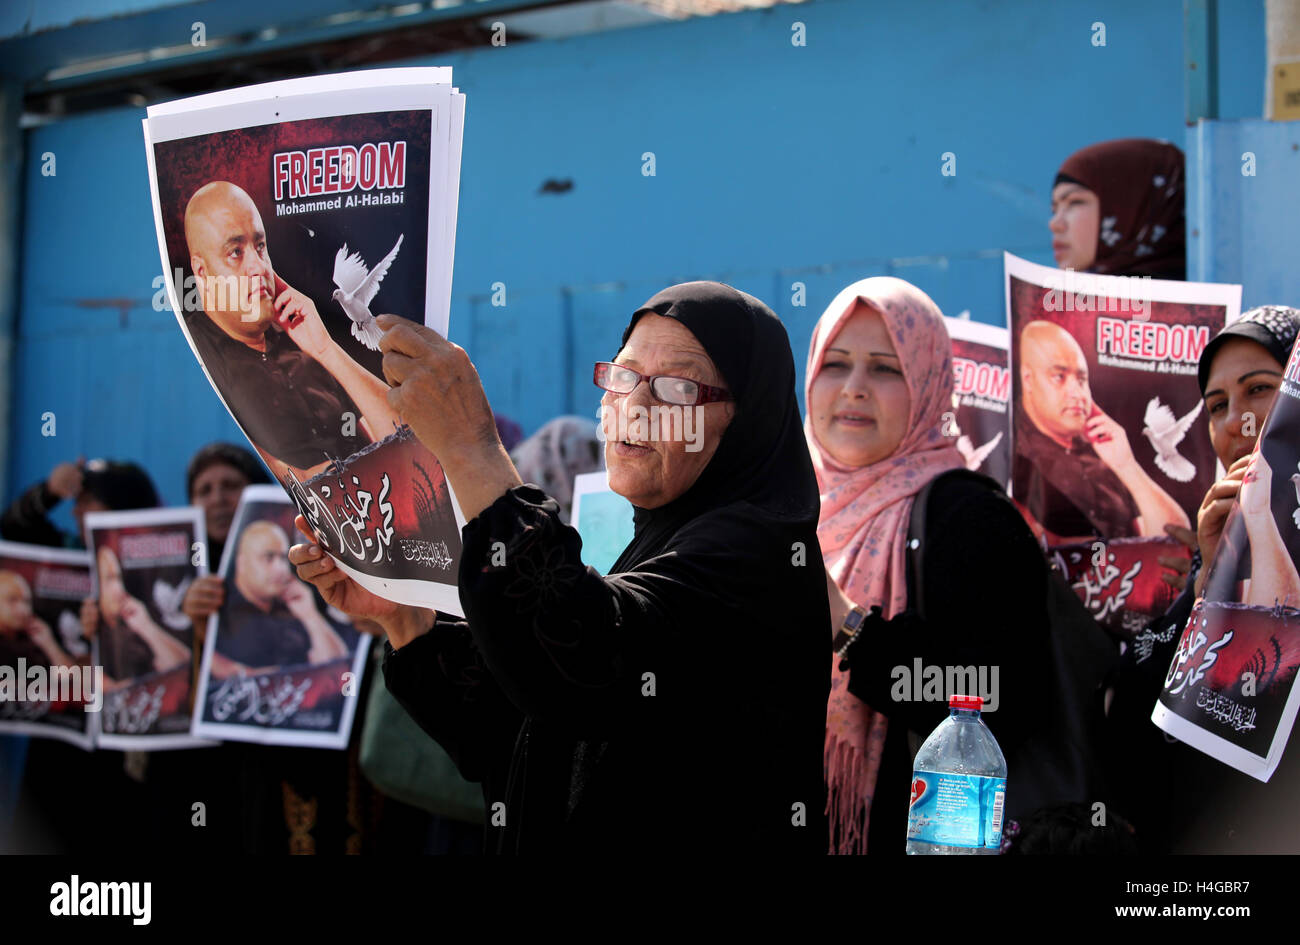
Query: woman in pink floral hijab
806 277 1051 854
806 277 964 853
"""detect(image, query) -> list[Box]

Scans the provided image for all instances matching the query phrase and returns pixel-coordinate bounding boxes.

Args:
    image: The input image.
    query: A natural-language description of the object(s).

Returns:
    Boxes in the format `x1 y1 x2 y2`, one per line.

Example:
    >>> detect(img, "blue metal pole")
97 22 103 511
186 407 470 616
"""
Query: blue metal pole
1185 0 1220 124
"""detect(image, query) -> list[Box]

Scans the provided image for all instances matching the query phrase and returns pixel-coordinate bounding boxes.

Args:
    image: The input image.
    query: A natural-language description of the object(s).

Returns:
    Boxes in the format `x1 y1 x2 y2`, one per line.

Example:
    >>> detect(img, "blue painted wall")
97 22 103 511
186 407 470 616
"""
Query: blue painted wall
7 0 1267 524
1186 117 1300 310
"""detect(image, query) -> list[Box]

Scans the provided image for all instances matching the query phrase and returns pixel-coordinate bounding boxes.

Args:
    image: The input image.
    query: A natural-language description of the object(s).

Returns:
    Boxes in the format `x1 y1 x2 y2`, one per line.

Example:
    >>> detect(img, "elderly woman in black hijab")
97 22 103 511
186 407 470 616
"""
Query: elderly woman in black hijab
289 282 830 853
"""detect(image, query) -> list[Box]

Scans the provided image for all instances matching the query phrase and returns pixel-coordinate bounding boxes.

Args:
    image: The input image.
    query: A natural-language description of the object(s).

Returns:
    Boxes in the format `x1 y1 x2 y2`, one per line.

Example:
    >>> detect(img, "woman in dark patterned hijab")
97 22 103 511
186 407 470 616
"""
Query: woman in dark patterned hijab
1049 138 1185 279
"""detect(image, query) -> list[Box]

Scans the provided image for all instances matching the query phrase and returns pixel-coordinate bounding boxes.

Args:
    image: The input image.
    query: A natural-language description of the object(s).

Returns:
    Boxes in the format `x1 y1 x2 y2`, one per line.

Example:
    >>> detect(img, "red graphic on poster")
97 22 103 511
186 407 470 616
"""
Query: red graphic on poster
1050 536 1190 639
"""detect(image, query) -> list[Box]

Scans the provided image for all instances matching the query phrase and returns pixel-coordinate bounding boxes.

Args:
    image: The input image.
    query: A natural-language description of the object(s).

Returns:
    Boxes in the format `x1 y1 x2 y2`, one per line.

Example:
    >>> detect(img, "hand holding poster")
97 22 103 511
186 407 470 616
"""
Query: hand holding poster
86 507 209 749
1004 252 1239 636
944 316 1012 490
193 486 370 748
0 543 97 749
142 68 467 615
1153 336 1300 781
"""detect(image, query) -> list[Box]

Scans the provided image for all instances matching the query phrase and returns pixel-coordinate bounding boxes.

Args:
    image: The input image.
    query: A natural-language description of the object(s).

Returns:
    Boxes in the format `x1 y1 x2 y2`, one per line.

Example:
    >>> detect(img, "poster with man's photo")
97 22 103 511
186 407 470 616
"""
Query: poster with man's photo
0 542 96 750
1005 252 1240 637
85 507 210 750
1153 336 1300 781
142 68 467 615
945 316 1012 491
192 486 369 748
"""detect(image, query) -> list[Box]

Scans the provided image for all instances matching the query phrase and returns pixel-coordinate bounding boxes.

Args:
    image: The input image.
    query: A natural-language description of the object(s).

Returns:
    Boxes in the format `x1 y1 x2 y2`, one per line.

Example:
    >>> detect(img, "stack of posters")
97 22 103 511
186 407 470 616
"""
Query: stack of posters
142 68 467 614
1152 335 1300 781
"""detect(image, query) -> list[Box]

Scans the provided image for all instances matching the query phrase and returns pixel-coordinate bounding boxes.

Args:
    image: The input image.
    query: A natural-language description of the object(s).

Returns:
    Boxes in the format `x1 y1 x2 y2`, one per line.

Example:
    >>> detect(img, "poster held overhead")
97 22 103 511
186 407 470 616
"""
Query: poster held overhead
142 69 467 615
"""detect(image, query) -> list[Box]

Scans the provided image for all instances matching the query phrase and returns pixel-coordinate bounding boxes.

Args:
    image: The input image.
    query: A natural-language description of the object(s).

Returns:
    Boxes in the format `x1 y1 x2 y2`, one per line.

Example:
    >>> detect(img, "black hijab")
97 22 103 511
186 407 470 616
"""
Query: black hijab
608 282 823 574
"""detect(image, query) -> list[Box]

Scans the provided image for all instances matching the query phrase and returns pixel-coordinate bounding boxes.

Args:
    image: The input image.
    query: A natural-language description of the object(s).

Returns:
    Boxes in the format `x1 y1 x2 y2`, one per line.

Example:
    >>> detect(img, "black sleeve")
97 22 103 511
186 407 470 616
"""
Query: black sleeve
0 481 68 548
455 485 805 734
844 478 1052 753
381 614 524 785
1109 564 1199 719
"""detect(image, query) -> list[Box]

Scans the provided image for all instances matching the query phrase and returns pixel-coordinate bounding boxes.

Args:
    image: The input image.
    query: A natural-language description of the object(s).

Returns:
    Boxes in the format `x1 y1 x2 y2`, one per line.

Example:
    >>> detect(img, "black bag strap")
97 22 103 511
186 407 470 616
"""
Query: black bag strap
904 468 1004 620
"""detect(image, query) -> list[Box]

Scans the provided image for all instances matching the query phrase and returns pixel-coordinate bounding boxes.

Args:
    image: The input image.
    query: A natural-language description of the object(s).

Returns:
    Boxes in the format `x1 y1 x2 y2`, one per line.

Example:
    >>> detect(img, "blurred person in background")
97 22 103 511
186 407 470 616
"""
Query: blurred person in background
1 458 159 550
5 460 160 853
1049 138 1185 280
509 415 604 524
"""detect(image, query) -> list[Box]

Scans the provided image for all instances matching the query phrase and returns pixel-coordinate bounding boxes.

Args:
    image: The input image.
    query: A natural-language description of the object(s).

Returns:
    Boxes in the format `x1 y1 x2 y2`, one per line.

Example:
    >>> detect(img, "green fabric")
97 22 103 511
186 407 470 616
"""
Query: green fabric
359 654 484 824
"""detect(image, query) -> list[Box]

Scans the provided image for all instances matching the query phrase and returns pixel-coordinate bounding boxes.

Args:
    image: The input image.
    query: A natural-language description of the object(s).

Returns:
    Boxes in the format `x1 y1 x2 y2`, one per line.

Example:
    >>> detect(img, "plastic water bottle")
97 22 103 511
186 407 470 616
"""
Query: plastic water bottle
906 694 1007 855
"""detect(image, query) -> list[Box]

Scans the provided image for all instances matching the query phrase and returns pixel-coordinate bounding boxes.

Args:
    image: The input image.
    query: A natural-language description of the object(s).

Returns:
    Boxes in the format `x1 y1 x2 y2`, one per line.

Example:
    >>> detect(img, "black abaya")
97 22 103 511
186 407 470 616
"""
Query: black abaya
385 282 830 853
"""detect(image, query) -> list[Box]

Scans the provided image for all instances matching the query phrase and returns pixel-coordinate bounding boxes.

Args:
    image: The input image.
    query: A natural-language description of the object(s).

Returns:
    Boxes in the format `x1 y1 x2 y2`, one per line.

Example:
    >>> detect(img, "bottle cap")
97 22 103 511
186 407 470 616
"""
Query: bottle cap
949 694 983 711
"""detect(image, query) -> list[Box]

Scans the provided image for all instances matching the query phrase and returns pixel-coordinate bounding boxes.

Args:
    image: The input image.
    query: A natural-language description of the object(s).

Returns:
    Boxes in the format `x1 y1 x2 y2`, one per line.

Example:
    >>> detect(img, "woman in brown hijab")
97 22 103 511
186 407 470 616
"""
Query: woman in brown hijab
1048 138 1185 280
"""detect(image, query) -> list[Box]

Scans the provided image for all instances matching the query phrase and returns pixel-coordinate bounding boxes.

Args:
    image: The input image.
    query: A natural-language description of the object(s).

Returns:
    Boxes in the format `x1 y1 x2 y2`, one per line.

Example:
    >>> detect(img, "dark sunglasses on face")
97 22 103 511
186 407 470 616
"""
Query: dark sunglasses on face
593 361 733 407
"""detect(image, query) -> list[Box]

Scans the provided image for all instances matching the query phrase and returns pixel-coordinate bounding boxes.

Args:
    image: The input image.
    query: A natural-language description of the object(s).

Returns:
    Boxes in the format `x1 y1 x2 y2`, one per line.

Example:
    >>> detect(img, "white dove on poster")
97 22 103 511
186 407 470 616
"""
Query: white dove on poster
1141 396 1202 482
152 577 193 631
957 430 1003 471
1291 463 1300 529
331 234 404 351
57 610 89 657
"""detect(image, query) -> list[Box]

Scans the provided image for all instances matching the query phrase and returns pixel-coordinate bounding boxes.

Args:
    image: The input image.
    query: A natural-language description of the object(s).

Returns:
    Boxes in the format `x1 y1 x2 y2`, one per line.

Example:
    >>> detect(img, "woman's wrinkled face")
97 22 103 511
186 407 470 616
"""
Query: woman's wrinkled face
191 462 250 544
809 303 912 468
602 314 736 509
1050 181 1100 271
1202 338 1284 467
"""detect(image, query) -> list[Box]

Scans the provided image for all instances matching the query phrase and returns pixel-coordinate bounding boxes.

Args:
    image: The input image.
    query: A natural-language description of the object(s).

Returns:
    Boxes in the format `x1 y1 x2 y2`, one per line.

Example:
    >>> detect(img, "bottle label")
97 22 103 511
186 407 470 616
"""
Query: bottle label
907 772 1006 849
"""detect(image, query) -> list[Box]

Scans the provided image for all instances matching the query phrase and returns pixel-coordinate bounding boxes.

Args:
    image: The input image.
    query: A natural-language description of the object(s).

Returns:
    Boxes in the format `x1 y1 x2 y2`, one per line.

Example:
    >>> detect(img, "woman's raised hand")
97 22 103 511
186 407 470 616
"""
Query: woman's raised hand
288 515 402 621
377 315 497 464
1194 455 1253 596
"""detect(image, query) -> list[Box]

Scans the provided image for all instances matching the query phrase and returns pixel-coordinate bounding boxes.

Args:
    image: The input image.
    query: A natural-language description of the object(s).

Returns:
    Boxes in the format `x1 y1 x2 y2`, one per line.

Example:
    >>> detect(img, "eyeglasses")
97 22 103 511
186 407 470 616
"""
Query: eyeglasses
593 361 733 406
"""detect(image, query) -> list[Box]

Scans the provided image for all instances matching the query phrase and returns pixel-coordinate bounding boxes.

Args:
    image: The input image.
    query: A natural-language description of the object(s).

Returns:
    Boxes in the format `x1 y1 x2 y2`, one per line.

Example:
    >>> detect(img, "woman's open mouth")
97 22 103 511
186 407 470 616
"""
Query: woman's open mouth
834 413 874 428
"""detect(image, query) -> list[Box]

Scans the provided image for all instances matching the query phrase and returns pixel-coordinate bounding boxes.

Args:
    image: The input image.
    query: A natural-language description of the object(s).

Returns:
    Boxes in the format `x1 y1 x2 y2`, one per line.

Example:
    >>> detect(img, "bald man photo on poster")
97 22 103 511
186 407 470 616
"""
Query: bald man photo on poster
1006 254 1235 545
193 487 370 749
144 78 468 614
182 180 404 484
1014 318 1188 541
